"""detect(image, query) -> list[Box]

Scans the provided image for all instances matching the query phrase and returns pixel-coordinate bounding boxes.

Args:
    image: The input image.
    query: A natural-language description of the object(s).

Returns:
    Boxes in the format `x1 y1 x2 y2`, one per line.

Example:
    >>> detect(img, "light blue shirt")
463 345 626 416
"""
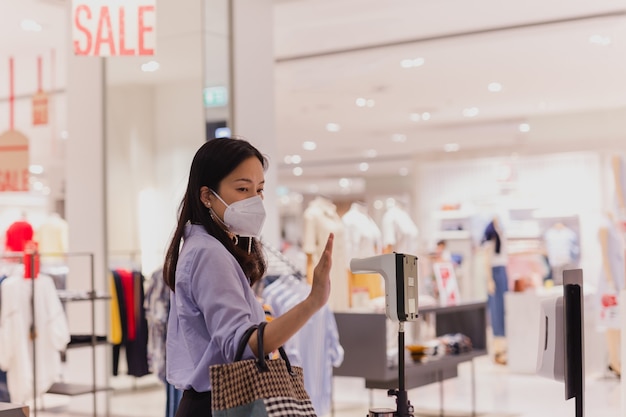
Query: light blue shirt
166 224 265 392
262 275 344 416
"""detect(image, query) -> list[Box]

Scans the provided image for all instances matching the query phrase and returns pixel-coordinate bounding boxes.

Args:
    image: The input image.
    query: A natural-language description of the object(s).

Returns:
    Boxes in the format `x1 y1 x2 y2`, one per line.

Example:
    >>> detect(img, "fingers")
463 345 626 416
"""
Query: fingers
324 233 334 256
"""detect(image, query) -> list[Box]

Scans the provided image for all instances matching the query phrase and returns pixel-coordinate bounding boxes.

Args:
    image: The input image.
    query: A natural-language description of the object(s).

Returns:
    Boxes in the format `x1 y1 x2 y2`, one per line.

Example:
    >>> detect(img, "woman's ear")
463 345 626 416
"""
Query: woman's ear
200 186 212 208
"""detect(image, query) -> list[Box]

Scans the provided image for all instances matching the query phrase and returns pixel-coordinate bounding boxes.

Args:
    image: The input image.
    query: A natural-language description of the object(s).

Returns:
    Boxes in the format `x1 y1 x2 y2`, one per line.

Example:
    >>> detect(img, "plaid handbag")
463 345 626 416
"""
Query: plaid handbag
209 321 317 417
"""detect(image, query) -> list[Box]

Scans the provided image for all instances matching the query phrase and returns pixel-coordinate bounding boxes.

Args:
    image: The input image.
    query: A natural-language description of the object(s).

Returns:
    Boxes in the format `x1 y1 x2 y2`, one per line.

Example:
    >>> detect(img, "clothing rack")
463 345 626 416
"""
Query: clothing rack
259 238 304 280
0 250 103 417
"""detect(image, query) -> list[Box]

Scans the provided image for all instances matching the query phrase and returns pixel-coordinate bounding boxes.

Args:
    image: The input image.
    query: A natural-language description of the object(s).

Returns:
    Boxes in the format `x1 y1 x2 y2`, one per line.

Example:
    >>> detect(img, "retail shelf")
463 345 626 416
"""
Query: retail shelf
436 230 470 240
66 335 109 349
46 383 112 396
432 210 473 220
57 290 111 302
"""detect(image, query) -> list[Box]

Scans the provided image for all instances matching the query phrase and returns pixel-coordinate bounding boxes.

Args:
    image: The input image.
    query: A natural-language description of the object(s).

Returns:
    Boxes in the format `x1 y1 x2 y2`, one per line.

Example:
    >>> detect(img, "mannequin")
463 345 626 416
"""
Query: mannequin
4 212 33 253
342 201 384 301
543 222 579 285
481 216 509 365
612 154 626 218
302 196 349 311
597 212 624 377
381 199 418 255
36 212 69 262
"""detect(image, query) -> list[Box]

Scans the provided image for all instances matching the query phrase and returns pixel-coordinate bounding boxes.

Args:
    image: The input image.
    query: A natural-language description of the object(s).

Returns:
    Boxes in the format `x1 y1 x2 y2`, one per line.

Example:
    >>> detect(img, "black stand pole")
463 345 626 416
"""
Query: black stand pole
387 322 413 417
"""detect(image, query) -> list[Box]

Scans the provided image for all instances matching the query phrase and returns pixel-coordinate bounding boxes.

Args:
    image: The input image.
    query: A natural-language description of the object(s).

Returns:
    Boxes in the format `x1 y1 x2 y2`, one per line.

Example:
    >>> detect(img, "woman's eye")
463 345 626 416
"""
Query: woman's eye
257 189 264 195
237 188 248 192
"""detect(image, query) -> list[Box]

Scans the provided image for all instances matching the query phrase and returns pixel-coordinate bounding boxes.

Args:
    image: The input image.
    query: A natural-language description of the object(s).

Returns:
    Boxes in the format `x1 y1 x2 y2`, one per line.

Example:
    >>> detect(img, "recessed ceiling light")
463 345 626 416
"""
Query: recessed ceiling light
399 167 409 176
519 123 530 133
29 165 44 174
366 149 378 158
284 154 302 164
421 112 431 121
392 134 407 143
355 98 375 108
488 82 502 92
410 113 421 122
326 123 341 132
339 178 351 188
462 107 479 117
293 167 303 176
589 35 611 46
141 61 160 72
302 141 317 151
373 200 384 210
21 19 42 32
444 143 460 152
359 162 369 172
400 58 425 68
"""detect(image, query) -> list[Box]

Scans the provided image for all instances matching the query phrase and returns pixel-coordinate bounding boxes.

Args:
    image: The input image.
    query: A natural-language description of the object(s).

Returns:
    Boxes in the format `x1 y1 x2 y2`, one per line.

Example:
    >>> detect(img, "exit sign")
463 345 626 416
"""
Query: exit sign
203 86 228 108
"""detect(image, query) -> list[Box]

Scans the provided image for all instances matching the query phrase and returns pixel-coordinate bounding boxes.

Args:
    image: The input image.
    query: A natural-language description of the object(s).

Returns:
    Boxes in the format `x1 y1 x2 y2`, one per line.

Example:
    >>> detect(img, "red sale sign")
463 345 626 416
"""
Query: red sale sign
72 0 156 56
0 130 30 192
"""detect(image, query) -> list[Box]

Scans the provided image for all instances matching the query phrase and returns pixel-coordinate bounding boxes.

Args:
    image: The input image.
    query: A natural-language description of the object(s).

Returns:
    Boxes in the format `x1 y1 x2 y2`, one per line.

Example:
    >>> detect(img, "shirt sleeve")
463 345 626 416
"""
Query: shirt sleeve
175 245 261 364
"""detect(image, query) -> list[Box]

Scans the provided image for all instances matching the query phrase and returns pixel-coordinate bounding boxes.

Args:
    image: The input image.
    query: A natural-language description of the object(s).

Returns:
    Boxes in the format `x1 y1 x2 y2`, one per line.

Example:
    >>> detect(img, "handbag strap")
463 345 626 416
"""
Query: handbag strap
256 321 295 375
234 321 295 375
234 324 259 362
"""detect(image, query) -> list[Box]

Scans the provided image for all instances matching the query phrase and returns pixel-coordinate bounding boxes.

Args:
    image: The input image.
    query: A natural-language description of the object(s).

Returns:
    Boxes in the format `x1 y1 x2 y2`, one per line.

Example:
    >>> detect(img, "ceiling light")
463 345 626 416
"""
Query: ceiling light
141 61 160 72
444 143 460 152
284 154 301 164
326 123 341 132
302 141 317 151
307 184 319 193
366 149 378 158
293 167 303 176
355 98 375 108
373 200 384 210
29 165 44 175
519 123 530 133
339 178 351 188
392 134 407 143
399 167 409 176
21 19 42 32
60 130 69 140
462 107 479 117
359 162 369 172
400 58 425 68
589 35 611 46
290 154 302 164
410 113 421 122
488 82 502 92
421 112 431 121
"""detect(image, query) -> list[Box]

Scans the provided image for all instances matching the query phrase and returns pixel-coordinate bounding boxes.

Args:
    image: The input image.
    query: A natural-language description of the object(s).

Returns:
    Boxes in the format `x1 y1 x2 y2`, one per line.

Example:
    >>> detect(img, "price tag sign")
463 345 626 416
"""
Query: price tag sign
0 130 30 191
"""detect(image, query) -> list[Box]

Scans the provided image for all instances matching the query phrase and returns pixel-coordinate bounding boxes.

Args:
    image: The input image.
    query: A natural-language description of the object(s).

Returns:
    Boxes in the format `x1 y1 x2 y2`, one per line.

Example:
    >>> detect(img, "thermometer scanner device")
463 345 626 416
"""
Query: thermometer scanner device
350 252 419 323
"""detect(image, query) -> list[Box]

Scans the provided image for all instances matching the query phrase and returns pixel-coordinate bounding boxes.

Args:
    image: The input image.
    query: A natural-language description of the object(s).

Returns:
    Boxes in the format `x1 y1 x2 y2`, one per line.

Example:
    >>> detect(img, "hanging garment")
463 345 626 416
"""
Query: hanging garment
262 274 344 416
111 269 150 377
0 275 11 402
0 274 70 403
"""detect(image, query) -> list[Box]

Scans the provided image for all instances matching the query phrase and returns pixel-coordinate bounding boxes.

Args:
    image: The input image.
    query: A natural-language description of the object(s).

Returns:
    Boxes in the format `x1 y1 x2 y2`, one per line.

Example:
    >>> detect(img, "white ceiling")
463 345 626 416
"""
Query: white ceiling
2 0 626 196
273 0 626 194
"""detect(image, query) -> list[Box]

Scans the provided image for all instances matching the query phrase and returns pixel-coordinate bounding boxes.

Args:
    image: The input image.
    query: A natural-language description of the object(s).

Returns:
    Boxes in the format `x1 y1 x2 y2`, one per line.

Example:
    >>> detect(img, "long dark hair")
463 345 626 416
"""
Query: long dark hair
163 137 268 291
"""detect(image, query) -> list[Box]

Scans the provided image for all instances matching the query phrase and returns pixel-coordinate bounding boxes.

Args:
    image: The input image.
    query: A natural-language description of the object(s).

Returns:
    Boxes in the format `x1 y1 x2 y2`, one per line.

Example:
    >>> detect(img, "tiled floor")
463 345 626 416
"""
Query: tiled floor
30 355 622 417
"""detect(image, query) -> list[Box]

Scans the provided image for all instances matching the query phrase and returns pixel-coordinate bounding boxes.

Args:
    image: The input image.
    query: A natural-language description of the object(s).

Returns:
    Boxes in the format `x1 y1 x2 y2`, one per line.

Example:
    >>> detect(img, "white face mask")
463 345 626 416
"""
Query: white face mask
211 190 266 237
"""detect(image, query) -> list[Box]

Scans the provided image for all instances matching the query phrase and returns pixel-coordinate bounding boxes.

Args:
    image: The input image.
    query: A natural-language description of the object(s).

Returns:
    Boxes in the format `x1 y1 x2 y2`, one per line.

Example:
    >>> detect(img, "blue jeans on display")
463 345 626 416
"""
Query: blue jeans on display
488 265 508 337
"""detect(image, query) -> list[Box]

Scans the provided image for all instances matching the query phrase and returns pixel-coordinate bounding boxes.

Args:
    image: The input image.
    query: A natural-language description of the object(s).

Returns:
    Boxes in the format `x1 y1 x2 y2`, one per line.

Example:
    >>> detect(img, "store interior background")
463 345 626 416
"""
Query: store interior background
1 0 626 415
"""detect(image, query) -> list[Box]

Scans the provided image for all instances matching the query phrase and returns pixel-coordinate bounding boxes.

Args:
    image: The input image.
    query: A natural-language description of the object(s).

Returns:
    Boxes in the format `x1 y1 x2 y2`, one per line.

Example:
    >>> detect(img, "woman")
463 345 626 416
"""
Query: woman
163 137 334 416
